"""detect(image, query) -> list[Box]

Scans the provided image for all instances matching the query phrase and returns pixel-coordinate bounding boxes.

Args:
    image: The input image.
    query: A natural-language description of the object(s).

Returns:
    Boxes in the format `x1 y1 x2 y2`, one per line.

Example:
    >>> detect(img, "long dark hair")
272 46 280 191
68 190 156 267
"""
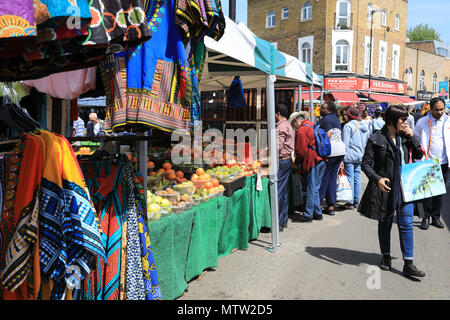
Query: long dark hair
384 105 408 127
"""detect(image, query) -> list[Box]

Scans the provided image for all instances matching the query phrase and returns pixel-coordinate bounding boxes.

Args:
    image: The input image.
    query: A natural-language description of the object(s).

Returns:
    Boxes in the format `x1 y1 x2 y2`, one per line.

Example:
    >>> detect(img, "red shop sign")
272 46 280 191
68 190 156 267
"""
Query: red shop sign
324 77 406 94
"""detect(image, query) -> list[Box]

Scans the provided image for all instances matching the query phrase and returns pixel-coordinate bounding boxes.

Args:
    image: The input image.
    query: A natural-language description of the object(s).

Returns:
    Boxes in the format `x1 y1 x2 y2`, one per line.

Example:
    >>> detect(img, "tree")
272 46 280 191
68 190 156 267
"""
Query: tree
407 23 441 42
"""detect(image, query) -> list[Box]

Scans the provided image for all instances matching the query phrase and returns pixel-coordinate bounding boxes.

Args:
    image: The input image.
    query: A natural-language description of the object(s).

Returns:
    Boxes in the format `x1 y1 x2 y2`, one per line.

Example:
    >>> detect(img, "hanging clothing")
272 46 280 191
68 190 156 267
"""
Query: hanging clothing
0 0 151 81
22 67 97 100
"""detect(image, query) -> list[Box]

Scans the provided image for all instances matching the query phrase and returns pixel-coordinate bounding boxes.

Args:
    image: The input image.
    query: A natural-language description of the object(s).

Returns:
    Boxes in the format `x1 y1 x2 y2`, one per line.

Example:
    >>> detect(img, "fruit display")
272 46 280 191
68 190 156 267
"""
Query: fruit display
146 190 172 221
173 181 195 195
205 165 242 181
242 161 262 177
148 162 188 191
156 188 180 201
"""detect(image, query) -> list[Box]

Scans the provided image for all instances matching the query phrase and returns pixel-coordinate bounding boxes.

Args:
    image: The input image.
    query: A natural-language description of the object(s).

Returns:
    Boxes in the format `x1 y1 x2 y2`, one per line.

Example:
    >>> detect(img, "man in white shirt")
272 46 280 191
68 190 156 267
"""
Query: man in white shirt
414 98 450 230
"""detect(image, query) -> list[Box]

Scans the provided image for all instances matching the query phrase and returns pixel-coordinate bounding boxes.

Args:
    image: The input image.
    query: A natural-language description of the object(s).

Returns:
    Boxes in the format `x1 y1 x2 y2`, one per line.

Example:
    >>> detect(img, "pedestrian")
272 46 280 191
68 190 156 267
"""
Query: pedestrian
360 107 372 123
317 101 346 216
289 111 310 212
341 107 371 209
406 105 415 131
73 115 86 137
370 106 385 133
339 107 350 128
275 104 295 231
412 108 423 124
358 105 425 278
86 112 99 137
291 115 326 222
414 97 449 230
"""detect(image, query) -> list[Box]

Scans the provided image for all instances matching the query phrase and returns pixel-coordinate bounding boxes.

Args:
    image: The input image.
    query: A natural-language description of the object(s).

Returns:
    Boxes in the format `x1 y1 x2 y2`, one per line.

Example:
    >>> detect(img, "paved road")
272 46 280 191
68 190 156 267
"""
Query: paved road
179 174 450 300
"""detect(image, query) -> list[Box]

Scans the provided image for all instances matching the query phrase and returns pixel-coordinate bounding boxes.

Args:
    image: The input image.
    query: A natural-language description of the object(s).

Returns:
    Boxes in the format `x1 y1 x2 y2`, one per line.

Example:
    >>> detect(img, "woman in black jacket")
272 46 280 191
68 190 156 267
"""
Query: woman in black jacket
358 105 425 278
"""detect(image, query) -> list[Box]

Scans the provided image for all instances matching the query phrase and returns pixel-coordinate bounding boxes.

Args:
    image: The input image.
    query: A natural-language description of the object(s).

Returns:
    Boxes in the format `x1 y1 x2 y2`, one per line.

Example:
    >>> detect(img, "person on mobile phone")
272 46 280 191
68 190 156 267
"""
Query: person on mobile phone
358 105 425 278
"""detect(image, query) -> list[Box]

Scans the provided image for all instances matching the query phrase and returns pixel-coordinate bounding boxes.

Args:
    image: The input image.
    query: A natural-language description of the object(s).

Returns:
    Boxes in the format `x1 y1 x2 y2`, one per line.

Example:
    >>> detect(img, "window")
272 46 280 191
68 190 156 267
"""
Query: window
420 70 425 90
364 36 372 74
301 42 312 64
367 3 374 22
406 68 413 89
437 47 448 57
433 73 438 92
392 45 400 79
302 2 312 21
281 7 289 20
378 41 387 77
335 40 349 71
266 10 275 28
395 14 400 31
336 0 351 29
381 9 387 26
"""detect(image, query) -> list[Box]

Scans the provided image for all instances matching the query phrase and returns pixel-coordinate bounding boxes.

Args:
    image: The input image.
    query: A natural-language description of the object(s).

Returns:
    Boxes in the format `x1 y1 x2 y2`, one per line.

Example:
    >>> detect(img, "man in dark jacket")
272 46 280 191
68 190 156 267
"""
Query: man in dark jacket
292 119 326 222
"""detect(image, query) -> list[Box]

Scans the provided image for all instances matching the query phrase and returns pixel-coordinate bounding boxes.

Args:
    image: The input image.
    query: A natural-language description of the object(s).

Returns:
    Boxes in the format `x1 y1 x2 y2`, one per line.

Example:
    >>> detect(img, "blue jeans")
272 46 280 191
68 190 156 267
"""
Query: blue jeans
344 162 361 205
378 203 414 260
278 158 292 227
320 155 344 207
304 160 326 218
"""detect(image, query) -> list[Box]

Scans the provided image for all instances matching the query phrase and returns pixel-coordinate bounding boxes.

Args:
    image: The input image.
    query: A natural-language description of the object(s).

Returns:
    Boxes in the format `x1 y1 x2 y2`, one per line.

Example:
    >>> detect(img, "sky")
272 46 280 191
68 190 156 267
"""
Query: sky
220 0 450 44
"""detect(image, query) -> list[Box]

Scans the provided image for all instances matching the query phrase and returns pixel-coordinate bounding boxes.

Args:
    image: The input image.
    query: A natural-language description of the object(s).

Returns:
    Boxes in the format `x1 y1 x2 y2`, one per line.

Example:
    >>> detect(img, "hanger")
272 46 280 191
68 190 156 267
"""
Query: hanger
0 83 25 134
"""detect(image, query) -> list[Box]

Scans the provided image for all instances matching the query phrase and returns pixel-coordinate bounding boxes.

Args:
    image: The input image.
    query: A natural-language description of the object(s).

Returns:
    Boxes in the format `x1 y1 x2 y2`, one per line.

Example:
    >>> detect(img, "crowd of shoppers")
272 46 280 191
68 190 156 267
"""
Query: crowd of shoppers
275 97 449 279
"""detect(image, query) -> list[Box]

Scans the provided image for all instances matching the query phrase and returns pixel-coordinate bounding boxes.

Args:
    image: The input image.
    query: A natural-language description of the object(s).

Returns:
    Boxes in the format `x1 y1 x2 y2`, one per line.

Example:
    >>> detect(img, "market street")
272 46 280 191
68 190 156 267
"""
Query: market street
179 174 450 300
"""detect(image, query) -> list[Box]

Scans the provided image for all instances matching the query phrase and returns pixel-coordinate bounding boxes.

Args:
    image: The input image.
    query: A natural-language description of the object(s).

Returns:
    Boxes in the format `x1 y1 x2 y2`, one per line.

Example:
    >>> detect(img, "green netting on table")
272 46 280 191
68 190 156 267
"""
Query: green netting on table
185 198 223 282
218 187 250 257
148 209 195 300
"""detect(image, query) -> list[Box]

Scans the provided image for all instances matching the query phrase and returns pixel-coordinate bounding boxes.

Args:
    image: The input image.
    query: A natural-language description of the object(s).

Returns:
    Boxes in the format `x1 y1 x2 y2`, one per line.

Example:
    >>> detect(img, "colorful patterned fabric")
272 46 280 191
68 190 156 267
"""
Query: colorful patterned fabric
124 162 145 300
0 134 42 293
133 172 162 300
80 160 125 300
0 1 37 40
0 141 25 280
103 0 192 133
0 0 151 81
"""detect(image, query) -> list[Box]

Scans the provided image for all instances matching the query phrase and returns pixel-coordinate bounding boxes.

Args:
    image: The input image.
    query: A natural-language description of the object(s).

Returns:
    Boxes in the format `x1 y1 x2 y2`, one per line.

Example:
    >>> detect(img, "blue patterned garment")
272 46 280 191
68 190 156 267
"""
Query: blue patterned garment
124 163 145 300
39 176 106 298
132 171 162 300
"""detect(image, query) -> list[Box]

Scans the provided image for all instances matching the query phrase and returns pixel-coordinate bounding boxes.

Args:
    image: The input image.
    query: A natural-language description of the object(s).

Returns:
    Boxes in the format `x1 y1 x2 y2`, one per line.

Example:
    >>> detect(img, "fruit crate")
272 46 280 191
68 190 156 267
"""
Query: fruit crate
221 175 246 197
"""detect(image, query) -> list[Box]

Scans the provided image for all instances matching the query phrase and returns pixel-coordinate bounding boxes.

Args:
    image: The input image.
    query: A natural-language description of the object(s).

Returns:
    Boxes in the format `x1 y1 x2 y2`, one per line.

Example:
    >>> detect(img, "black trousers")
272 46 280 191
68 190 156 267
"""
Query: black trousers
422 164 448 218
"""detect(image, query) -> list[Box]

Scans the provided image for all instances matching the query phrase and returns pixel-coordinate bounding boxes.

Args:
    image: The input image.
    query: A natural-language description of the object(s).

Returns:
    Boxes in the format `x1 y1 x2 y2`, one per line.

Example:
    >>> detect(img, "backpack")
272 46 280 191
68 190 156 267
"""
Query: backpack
302 124 331 157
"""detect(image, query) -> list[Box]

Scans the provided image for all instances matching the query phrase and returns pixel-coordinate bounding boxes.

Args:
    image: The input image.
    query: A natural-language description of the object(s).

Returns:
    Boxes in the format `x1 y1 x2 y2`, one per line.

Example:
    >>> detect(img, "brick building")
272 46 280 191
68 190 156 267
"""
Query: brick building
248 0 413 105
404 40 450 101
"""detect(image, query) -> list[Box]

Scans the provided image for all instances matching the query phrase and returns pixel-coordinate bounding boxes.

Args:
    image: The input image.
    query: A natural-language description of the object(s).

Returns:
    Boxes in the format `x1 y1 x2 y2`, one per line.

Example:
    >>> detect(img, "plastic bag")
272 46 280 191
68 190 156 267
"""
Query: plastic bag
336 168 352 203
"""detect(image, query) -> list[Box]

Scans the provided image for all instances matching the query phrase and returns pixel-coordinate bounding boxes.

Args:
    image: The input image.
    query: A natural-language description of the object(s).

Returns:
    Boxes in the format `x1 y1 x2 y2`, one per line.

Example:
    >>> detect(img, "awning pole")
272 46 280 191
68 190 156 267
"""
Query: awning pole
298 85 302 112
266 74 280 252
309 85 315 122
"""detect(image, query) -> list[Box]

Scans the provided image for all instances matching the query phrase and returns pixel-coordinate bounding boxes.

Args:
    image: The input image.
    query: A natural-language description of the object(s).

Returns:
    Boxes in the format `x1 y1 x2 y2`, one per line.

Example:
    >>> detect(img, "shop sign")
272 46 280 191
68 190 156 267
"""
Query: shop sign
417 91 434 101
324 77 407 94
439 81 449 99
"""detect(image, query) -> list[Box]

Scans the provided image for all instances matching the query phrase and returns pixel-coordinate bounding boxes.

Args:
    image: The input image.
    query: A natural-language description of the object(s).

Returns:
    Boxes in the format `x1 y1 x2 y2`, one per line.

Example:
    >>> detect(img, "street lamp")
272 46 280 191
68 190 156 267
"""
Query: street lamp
368 9 382 100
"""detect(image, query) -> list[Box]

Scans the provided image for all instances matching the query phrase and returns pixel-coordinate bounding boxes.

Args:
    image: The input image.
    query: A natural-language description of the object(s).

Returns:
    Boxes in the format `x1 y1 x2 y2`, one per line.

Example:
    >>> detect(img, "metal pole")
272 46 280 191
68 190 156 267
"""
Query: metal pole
229 0 236 22
256 87 262 151
298 85 302 112
266 74 280 251
309 85 315 122
137 132 148 204
368 10 374 100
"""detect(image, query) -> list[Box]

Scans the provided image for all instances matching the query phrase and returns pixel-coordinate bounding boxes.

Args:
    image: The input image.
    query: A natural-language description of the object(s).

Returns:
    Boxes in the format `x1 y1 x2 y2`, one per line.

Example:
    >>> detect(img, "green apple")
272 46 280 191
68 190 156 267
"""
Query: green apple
154 196 164 205
160 199 171 207
148 203 161 213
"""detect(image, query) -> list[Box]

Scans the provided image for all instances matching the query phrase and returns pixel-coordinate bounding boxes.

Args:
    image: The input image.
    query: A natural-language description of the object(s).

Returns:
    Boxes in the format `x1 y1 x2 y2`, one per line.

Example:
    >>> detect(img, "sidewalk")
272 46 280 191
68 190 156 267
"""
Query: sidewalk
179 174 450 300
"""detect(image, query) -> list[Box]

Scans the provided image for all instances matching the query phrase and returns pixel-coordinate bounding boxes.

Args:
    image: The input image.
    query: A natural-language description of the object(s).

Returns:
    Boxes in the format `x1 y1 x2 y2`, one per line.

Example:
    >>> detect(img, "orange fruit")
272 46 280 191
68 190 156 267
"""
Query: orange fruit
196 168 205 176
191 174 199 181
176 171 184 178
168 173 177 181
204 181 213 189
211 178 219 187
148 161 155 167
218 185 225 191
150 171 157 176
204 173 211 180
158 168 165 173
162 162 172 170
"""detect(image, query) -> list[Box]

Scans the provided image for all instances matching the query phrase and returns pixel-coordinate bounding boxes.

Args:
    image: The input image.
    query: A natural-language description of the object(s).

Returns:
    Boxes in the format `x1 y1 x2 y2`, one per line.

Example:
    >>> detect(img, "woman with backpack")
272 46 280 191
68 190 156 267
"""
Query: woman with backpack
358 105 426 278
317 101 346 216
